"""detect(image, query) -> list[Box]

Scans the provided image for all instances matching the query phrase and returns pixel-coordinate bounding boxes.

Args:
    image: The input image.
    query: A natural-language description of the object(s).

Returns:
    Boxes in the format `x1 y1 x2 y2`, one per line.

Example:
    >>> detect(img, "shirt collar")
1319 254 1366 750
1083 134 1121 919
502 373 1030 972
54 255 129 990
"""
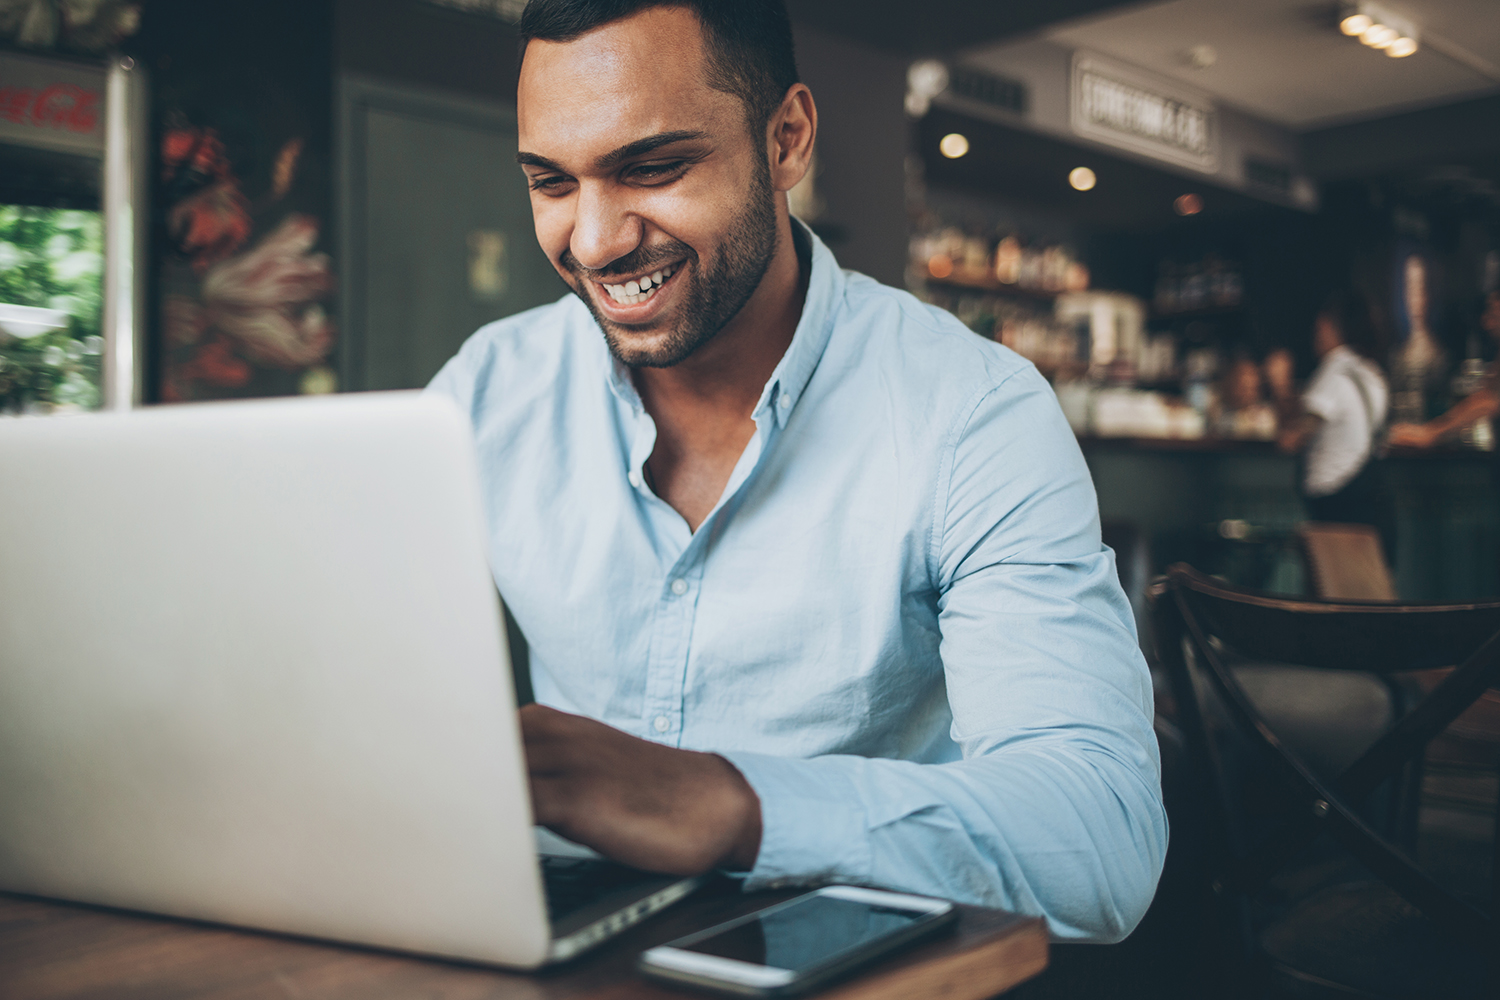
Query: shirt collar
600 218 845 425
757 218 843 429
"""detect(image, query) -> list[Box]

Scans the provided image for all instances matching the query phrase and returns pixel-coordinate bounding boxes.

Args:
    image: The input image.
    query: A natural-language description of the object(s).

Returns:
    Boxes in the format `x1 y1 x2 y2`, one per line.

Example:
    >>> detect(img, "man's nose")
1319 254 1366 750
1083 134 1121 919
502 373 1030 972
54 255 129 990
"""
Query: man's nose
569 183 643 274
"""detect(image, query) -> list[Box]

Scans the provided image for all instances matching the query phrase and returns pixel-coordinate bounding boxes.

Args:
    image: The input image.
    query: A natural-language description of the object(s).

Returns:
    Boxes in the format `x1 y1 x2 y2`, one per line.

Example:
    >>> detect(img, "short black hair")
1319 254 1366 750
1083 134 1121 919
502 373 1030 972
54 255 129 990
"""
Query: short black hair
519 0 799 137
1320 286 1387 369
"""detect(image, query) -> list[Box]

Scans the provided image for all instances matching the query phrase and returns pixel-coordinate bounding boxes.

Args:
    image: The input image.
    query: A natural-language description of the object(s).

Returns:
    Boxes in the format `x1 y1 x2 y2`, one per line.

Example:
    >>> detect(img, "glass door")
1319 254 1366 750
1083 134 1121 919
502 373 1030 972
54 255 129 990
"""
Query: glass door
0 50 144 414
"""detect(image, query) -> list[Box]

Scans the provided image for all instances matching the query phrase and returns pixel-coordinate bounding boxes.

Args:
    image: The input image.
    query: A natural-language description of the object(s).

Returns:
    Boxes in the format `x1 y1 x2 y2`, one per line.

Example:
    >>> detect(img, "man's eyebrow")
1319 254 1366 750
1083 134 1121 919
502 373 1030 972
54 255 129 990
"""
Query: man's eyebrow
515 130 710 174
516 151 565 171
595 130 709 170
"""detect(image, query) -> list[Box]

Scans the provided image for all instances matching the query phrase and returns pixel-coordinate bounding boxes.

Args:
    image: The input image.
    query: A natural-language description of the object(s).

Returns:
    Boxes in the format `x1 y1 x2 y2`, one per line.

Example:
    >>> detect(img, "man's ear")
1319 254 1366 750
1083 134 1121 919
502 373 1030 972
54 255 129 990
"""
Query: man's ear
767 84 817 193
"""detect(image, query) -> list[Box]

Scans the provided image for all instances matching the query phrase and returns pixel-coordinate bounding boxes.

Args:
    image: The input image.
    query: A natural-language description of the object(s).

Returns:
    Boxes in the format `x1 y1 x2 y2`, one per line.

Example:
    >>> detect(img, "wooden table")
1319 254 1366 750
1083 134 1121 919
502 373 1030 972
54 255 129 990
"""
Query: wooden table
0 878 1047 1000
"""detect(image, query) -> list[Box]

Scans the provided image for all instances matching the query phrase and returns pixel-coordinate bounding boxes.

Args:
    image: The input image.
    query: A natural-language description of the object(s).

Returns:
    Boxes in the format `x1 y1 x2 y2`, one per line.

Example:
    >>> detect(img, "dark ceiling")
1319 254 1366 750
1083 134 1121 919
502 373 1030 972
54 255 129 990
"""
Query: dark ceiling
786 0 1147 56
916 106 1301 234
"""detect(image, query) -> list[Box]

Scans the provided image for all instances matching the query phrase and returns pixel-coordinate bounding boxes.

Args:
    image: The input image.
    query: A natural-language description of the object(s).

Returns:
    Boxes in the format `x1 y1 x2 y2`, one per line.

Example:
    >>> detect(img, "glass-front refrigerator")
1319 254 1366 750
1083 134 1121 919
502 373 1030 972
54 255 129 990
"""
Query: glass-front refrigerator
0 49 145 414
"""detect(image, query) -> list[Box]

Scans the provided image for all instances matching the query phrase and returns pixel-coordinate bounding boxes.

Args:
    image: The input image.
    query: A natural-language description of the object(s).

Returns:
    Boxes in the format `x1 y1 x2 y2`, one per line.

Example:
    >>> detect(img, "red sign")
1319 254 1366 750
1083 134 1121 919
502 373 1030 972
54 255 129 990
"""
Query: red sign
0 83 100 134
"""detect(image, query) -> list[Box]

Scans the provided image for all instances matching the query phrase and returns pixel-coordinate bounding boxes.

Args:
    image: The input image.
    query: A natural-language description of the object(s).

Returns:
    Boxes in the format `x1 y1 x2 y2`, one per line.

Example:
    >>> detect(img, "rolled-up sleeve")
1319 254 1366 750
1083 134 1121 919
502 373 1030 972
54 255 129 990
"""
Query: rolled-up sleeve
722 366 1167 942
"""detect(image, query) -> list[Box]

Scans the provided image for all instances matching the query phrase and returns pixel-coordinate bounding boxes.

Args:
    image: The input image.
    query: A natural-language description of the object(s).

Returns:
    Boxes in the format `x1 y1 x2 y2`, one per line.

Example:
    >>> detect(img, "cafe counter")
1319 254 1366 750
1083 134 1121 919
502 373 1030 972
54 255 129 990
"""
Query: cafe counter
1078 436 1498 601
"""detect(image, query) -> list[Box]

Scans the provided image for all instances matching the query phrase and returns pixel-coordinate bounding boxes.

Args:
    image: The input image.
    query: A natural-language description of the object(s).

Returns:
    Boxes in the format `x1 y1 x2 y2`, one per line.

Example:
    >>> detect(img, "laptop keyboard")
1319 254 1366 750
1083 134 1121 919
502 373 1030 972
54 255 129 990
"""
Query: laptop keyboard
541 855 663 922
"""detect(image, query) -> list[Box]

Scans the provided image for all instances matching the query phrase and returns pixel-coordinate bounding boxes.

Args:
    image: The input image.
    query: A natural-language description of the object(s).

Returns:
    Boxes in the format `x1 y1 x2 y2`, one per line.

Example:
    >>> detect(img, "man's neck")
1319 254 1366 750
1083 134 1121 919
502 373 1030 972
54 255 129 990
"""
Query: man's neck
632 211 810 532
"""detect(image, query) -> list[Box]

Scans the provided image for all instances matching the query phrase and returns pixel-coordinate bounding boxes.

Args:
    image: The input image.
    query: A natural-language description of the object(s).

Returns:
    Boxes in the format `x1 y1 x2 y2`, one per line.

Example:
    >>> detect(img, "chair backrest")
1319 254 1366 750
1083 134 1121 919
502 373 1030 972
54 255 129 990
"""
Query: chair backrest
1151 564 1500 950
1298 521 1397 601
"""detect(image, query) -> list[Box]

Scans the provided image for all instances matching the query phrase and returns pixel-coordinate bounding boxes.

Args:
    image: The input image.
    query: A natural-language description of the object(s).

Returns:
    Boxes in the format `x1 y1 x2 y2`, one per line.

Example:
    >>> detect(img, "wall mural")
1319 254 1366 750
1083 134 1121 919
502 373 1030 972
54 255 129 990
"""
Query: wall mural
152 41 336 403
157 115 334 401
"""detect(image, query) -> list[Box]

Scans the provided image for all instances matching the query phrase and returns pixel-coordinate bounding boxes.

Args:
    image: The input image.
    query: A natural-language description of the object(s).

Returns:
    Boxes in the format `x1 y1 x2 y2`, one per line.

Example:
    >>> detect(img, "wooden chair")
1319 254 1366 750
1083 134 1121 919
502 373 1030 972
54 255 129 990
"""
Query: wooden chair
1152 564 1500 998
1299 521 1500 790
1297 522 1397 601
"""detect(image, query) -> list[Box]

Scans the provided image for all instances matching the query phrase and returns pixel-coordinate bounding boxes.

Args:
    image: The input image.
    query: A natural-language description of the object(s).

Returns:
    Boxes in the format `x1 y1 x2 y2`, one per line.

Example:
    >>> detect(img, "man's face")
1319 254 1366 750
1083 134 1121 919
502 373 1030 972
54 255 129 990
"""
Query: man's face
517 7 779 368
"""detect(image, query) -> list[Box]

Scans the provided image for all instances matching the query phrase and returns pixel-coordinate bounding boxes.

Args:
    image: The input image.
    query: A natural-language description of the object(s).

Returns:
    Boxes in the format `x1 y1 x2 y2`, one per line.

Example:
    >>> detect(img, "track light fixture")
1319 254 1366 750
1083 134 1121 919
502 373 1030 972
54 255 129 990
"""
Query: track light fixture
1338 1 1419 58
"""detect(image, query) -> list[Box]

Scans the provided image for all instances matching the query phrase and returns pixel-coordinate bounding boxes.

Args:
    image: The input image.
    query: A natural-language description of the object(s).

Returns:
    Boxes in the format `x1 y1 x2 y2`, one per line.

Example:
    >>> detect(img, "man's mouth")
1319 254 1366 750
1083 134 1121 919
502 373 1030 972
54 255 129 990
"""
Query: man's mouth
598 263 678 307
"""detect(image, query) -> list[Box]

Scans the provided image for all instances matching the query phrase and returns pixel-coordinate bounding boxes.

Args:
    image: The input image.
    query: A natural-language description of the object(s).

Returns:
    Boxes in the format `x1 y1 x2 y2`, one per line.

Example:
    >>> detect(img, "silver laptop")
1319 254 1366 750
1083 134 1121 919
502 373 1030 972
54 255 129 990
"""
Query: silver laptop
0 391 701 967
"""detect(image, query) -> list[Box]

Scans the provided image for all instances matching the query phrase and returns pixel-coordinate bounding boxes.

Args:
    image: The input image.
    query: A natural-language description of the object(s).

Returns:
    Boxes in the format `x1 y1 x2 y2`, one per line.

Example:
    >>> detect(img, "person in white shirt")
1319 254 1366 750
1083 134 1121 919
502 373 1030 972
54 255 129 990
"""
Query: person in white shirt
1268 287 1394 557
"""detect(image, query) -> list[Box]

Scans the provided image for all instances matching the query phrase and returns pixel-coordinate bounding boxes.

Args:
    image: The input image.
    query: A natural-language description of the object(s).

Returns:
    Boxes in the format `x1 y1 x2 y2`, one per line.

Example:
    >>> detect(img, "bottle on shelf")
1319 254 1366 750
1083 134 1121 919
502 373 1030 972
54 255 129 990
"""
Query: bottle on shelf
1451 333 1495 451
994 235 1021 285
1153 254 1244 316
1154 262 1178 316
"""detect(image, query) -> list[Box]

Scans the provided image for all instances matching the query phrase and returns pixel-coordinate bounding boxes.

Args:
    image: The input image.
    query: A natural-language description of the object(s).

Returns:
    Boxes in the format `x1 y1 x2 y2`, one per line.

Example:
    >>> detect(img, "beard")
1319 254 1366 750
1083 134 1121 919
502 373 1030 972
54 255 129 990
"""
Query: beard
561 160 779 368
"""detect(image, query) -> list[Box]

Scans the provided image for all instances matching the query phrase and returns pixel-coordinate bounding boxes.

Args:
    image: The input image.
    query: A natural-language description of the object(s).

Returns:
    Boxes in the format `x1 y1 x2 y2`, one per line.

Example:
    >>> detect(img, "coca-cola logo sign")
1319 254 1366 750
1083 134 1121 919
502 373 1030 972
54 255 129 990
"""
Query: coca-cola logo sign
0 83 100 134
0 53 107 154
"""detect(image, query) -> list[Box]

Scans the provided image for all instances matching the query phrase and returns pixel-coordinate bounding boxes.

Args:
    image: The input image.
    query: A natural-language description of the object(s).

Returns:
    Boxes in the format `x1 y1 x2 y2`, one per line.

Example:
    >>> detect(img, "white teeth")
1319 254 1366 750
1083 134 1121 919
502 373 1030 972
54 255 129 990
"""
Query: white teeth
601 264 677 307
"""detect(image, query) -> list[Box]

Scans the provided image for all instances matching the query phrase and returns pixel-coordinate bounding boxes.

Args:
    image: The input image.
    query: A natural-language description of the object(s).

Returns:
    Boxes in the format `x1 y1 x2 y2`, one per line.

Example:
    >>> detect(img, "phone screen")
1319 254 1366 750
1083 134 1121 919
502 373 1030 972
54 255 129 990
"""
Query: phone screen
679 894 930 973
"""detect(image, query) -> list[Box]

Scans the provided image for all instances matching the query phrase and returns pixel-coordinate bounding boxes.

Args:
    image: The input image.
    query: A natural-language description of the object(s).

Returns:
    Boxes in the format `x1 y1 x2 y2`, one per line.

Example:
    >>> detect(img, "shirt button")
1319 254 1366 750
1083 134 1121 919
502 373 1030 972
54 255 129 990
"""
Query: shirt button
670 578 688 596
653 715 671 733
778 393 792 409
628 470 642 488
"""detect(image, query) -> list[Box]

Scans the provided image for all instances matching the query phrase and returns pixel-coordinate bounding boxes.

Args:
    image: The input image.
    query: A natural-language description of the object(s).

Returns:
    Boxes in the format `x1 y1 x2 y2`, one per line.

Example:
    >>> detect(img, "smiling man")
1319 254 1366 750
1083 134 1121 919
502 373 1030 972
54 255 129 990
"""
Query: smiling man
428 0 1166 942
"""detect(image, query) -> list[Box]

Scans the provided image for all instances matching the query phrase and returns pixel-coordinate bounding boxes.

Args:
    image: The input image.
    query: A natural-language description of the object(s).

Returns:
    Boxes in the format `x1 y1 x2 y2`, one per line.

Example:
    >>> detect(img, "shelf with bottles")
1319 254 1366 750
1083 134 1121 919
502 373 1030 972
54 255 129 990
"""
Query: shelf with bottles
1152 254 1245 320
909 225 1091 301
923 271 1062 303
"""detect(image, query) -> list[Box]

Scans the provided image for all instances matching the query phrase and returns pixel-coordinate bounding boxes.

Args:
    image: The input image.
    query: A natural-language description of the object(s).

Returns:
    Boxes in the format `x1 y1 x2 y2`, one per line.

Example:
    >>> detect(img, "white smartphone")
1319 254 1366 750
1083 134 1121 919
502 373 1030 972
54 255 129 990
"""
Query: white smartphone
638 885 957 997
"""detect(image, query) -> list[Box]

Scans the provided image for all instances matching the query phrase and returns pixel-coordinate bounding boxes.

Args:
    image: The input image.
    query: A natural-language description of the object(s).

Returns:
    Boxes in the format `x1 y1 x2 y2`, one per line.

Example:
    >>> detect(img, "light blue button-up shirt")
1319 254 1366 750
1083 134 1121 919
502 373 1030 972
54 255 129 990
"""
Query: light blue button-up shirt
428 225 1166 942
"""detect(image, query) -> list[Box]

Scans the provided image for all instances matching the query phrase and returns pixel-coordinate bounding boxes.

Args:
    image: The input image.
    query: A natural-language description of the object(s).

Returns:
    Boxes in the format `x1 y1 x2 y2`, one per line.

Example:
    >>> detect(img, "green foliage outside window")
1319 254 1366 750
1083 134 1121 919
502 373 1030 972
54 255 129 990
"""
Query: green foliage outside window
0 206 105 413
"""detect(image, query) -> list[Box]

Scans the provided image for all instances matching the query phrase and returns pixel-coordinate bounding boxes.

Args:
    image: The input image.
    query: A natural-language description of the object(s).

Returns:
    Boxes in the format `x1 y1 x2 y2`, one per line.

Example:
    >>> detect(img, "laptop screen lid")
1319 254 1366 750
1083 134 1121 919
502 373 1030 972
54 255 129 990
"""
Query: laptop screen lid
0 392 552 967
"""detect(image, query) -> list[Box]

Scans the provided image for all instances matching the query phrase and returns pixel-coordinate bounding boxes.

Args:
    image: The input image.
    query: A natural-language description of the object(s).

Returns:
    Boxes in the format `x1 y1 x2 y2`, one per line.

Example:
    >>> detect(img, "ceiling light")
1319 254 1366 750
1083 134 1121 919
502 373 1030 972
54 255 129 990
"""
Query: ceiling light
1069 167 1096 191
939 133 969 158
908 61 950 100
1340 2 1420 59
1174 194 1203 216
906 60 949 118
1183 44 1216 69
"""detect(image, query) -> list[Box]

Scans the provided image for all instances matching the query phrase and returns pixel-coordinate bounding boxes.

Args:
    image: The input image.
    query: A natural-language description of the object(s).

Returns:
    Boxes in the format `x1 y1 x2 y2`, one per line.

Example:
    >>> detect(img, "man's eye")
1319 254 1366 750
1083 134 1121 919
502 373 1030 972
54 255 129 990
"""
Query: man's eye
628 161 687 184
528 175 573 193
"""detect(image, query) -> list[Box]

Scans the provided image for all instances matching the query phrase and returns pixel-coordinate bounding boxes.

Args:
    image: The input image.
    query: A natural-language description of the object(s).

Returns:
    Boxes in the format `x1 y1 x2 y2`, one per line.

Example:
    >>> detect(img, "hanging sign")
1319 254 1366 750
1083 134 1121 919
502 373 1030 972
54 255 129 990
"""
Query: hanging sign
1070 51 1216 173
0 51 105 156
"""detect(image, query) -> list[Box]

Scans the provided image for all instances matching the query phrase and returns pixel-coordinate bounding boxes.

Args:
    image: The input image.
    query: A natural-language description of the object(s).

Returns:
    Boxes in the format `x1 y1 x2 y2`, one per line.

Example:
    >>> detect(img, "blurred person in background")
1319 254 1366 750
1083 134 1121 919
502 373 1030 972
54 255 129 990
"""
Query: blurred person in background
1213 350 1277 440
1388 291 1500 450
1268 287 1394 558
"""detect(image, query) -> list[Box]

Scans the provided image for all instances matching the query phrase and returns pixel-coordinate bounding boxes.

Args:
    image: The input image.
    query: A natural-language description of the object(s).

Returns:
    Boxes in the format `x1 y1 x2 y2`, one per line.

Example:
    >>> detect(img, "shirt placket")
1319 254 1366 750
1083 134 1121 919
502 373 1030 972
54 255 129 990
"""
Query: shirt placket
640 552 701 745
629 399 780 747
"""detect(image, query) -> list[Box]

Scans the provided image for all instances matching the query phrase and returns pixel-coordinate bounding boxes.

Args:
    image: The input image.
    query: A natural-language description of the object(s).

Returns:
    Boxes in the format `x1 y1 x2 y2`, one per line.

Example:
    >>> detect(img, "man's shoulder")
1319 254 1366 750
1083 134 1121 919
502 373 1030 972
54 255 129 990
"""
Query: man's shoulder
830 269 1040 404
448 294 594 373
429 290 597 401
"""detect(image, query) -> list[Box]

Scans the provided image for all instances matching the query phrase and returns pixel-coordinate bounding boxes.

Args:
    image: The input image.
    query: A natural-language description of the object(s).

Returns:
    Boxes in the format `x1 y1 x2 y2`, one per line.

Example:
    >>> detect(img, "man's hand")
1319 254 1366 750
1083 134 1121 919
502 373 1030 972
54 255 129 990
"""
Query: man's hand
520 704 762 875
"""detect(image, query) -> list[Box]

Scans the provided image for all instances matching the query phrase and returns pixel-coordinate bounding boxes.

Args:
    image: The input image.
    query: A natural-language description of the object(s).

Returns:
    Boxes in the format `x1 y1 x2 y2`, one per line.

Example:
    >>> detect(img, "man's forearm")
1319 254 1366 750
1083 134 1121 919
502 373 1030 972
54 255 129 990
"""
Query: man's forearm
721 742 1167 943
1427 389 1499 441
